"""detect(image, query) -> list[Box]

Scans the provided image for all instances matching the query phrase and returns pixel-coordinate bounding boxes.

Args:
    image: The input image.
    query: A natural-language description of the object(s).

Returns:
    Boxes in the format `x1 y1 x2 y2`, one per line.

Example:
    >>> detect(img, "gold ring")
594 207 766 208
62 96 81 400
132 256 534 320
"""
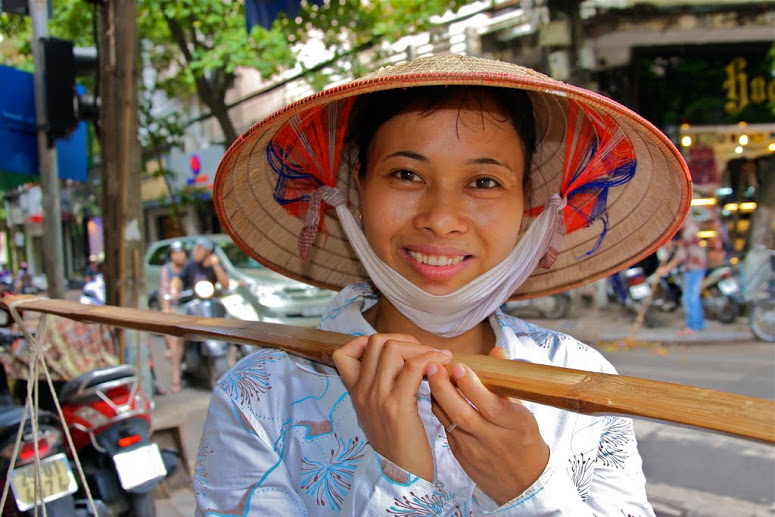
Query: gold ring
445 422 457 433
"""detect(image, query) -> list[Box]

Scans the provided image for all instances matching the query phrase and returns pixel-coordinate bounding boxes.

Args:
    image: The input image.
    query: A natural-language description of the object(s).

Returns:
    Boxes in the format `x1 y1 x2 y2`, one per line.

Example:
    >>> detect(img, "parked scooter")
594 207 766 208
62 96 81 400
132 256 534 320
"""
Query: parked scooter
54 364 176 517
1 310 177 515
80 274 106 306
651 266 744 324
701 266 743 324
501 293 571 320
0 328 82 516
178 281 242 389
608 266 657 327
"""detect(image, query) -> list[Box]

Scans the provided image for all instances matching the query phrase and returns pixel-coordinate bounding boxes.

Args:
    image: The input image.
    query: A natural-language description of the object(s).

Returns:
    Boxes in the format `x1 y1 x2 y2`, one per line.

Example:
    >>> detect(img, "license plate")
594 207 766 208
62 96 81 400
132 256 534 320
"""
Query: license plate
629 284 651 300
10 453 78 511
718 278 740 296
113 443 167 491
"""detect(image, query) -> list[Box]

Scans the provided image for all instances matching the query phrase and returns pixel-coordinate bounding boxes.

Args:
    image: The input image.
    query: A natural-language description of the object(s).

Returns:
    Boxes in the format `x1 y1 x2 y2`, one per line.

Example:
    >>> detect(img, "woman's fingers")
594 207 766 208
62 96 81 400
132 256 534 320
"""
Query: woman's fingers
426 361 484 433
489 346 508 360
390 350 452 402
360 333 420 387
332 335 369 389
448 362 523 428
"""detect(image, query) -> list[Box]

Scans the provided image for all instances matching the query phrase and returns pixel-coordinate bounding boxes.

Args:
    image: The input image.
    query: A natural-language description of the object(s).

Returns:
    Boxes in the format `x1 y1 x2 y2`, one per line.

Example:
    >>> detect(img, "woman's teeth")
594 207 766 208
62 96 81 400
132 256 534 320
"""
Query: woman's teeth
408 251 465 267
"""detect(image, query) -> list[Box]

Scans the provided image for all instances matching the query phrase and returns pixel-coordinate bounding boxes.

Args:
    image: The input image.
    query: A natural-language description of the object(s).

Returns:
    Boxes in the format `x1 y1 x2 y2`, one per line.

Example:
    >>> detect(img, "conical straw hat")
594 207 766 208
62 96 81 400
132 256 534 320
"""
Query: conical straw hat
214 54 691 299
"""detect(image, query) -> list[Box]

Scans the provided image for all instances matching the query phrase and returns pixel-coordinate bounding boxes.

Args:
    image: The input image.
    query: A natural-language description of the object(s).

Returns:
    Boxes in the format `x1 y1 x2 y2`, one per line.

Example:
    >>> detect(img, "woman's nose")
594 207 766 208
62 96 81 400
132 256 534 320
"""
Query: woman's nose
414 187 468 236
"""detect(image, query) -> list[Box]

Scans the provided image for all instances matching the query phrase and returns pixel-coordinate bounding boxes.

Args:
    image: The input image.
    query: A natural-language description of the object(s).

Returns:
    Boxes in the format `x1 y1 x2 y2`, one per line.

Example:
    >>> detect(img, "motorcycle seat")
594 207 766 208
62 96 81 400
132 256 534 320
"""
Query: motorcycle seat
0 405 59 443
59 364 137 404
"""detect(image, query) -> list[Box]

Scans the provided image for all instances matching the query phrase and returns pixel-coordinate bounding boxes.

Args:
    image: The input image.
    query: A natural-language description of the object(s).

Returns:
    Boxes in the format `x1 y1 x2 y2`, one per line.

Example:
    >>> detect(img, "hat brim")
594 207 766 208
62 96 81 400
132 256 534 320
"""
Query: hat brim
215 54 691 299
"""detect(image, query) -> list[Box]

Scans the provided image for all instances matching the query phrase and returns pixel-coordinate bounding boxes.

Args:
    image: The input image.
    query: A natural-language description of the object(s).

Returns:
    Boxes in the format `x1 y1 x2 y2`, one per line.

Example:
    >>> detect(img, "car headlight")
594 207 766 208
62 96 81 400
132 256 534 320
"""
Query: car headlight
250 286 285 308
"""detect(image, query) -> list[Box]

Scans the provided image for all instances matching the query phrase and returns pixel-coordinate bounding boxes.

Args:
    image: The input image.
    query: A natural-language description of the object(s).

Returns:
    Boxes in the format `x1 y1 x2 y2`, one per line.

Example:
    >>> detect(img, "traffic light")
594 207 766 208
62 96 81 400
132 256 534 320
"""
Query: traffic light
42 37 77 138
40 38 98 139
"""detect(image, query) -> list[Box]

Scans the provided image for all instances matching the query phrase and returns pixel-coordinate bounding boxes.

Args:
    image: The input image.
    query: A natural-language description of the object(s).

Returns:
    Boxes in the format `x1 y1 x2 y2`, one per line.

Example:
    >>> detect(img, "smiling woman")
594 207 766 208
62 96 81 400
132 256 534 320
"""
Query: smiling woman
195 54 692 516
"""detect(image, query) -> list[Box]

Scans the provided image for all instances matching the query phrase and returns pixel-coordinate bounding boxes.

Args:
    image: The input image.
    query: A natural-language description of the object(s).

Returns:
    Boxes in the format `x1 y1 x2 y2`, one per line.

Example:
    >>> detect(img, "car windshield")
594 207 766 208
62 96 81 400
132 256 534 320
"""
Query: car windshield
220 242 264 269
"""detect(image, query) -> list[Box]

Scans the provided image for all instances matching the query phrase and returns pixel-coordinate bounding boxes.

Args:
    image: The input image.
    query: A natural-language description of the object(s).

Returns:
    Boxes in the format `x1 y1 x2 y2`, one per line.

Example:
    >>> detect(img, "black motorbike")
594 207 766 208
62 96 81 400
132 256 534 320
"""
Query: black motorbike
0 328 84 516
179 281 241 389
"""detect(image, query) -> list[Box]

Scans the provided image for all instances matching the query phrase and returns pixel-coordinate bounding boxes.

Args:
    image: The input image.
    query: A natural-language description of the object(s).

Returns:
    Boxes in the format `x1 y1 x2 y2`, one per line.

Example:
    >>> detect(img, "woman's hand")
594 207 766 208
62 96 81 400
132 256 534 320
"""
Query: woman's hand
427 347 549 505
333 334 453 482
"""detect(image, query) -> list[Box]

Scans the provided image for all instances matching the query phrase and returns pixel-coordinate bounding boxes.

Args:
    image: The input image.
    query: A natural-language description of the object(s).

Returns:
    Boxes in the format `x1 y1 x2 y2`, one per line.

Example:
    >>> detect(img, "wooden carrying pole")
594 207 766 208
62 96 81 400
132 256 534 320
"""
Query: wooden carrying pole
2 295 773 444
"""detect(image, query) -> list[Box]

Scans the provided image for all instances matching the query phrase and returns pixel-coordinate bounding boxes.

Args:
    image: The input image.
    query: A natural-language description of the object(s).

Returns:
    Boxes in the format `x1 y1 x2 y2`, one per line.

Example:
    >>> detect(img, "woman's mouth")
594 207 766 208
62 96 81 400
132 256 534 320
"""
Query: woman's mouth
407 251 466 267
403 248 472 282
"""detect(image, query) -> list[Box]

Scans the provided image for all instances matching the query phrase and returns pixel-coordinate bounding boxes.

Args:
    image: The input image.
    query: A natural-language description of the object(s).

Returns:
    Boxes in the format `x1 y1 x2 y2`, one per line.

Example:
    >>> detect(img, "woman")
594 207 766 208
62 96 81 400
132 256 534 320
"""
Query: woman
195 54 691 516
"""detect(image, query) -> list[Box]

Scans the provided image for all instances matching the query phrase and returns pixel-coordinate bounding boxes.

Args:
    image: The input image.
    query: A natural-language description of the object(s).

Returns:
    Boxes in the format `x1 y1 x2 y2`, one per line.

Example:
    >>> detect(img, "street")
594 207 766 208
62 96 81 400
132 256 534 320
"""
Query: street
150 332 775 516
600 343 775 516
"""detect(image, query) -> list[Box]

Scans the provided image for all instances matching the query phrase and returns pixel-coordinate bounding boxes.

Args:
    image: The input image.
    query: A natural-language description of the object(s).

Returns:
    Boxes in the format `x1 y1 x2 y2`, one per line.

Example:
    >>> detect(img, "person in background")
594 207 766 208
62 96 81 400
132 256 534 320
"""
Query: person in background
657 217 707 335
14 261 33 294
175 237 230 291
83 255 99 284
159 241 188 394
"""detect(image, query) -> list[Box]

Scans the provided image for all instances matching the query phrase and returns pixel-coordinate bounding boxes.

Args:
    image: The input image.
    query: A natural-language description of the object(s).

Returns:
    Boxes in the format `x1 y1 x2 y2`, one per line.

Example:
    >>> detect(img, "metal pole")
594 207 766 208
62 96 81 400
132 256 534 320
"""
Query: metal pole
29 0 65 299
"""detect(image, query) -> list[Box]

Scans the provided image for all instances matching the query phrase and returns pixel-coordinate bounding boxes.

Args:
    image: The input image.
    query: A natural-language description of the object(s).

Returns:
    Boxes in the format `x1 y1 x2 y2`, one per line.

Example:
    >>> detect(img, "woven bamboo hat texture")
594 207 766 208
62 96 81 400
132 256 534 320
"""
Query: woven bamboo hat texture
214 53 692 299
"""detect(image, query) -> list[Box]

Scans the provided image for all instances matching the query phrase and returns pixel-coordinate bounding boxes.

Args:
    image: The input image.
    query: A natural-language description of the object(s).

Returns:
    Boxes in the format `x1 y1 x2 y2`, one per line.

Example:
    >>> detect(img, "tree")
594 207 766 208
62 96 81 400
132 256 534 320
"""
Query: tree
138 0 467 146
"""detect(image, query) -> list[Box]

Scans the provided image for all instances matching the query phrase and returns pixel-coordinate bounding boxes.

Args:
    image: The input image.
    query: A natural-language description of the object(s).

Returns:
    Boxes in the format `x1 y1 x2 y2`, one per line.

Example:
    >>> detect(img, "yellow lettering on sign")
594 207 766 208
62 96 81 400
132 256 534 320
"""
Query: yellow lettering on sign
723 57 748 115
723 56 775 115
750 76 766 104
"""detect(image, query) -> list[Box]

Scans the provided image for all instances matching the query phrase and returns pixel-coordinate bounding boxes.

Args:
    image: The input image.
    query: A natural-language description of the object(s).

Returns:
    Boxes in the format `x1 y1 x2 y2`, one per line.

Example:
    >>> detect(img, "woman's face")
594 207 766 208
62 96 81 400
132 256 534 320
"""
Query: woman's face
358 95 526 296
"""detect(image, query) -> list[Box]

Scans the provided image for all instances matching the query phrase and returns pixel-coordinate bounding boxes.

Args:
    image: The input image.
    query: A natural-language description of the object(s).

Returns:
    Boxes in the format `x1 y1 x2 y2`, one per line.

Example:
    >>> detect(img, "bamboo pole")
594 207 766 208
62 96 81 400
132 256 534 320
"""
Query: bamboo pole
1 295 773 444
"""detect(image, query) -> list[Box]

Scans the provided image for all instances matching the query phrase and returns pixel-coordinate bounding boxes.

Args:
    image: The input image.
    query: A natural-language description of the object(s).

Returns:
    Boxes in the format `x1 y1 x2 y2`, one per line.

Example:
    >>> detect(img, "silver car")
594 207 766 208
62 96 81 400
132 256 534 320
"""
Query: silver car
145 234 336 326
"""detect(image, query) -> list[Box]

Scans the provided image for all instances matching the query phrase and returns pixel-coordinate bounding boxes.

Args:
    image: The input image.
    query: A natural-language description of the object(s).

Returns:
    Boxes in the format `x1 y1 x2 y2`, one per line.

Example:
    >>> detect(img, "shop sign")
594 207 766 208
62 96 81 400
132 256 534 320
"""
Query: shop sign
723 57 775 116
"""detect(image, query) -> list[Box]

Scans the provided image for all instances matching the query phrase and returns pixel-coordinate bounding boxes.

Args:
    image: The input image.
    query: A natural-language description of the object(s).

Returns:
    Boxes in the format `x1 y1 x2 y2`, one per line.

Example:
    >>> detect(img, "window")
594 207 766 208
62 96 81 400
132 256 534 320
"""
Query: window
148 245 170 266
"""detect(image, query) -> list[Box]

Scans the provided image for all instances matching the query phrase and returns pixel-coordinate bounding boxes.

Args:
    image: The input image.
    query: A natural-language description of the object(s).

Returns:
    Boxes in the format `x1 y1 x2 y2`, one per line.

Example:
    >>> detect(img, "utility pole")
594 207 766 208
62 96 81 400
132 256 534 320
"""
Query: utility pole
29 0 65 299
97 0 150 396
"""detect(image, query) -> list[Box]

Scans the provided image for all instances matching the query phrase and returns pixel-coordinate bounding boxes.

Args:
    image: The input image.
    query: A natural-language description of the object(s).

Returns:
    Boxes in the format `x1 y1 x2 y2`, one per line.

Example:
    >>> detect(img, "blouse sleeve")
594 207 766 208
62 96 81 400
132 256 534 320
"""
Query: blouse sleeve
194 386 310 517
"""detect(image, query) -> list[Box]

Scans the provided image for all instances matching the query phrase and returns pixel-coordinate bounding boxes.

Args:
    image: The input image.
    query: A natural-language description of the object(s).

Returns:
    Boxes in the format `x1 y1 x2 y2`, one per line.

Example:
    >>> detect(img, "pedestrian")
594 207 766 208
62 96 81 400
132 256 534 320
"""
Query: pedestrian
14 261 33 294
656 215 707 335
83 255 99 284
159 240 187 394
195 54 691 515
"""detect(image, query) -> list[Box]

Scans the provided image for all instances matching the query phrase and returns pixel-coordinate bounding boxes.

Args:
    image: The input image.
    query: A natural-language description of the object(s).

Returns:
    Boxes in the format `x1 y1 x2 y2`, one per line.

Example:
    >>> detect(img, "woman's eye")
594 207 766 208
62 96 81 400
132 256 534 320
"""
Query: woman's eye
468 177 500 189
392 170 421 182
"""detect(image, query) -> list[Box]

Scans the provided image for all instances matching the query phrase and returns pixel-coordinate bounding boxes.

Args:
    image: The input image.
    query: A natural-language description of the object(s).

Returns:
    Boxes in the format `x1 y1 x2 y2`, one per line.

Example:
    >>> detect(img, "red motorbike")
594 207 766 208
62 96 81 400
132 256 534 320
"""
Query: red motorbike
51 365 177 516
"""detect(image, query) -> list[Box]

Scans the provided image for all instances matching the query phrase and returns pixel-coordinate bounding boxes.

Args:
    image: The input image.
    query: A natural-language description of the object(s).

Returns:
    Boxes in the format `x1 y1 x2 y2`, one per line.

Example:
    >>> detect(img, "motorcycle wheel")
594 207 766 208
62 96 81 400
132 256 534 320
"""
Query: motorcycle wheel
750 299 775 342
208 356 230 390
127 491 156 517
535 294 572 319
714 297 738 324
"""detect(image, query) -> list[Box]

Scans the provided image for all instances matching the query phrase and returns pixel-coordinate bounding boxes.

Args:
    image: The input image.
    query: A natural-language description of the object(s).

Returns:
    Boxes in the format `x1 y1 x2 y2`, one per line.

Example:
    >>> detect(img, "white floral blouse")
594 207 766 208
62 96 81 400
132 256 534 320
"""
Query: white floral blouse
194 283 654 516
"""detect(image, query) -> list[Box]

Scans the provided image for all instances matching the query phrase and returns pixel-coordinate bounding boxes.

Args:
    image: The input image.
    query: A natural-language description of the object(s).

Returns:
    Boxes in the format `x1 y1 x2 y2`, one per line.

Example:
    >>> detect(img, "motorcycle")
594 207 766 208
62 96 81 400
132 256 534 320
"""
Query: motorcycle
652 266 744 324
54 364 177 517
701 266 743 324
80 274 106 306
501 293 571 320
0 327 82 516
178 281 243 389
608 266 657 327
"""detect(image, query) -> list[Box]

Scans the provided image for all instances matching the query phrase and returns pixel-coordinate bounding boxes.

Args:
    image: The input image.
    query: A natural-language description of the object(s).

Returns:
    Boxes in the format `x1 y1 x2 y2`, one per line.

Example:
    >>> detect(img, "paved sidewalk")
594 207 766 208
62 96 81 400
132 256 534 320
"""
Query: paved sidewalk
530 303 756 348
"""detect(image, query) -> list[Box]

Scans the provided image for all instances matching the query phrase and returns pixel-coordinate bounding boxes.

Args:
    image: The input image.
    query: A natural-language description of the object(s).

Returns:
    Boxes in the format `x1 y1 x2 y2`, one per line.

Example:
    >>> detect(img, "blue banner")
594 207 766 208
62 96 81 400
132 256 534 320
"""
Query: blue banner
0 65 88 186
